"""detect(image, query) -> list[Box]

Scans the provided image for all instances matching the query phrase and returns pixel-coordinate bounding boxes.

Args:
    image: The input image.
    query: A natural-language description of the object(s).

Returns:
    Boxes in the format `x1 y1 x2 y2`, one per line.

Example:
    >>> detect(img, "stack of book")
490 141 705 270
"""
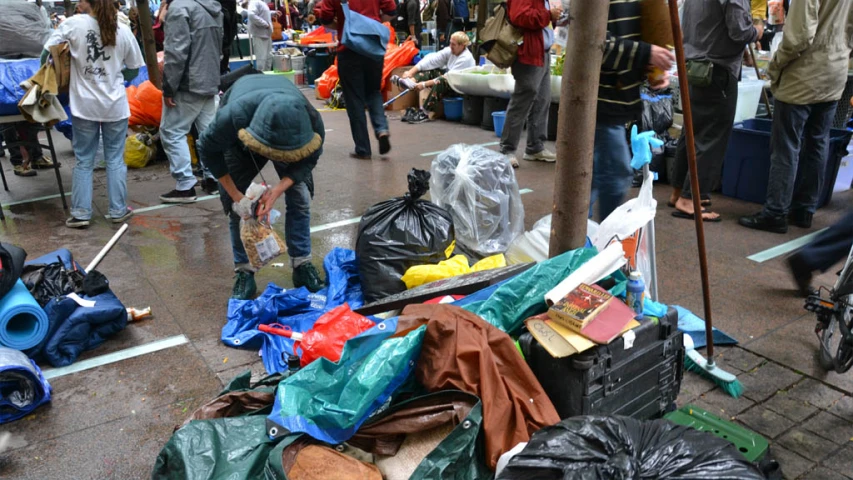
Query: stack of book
525 283 639 358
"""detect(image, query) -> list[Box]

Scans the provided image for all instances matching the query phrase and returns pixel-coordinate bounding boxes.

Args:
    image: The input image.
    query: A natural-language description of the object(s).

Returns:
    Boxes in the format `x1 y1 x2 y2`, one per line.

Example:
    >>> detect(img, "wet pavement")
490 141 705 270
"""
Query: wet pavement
0 87 852 479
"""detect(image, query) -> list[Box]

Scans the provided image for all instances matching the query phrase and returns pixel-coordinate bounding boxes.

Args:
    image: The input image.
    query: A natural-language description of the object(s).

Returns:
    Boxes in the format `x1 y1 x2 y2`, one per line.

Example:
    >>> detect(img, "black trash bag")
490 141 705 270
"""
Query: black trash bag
356 169 455 302
641 91 674 135
0 243 27 299
498 416 766 480
21 261 85 308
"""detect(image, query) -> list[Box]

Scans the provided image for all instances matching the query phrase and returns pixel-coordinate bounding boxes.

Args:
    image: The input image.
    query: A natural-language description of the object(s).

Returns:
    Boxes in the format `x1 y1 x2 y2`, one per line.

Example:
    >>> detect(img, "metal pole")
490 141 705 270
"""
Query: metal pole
548 0 610 256
748 44 773 119
667 0 716 361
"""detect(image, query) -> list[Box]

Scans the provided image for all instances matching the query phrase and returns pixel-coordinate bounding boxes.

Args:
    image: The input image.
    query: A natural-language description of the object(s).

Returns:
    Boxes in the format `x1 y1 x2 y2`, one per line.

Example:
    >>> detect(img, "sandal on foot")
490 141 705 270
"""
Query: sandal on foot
672 209 721 222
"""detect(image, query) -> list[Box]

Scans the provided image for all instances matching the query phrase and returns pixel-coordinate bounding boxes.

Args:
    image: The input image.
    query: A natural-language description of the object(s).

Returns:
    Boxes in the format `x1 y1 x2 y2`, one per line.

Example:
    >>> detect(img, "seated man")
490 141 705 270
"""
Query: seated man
197 74 325 299
0 123 54 177
401 31 475 123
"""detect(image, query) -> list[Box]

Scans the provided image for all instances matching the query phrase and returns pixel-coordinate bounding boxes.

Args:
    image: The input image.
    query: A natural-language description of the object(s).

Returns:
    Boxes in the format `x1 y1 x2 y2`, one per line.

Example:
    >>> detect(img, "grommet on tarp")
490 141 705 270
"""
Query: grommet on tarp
462 420 472 429
377 322 386 331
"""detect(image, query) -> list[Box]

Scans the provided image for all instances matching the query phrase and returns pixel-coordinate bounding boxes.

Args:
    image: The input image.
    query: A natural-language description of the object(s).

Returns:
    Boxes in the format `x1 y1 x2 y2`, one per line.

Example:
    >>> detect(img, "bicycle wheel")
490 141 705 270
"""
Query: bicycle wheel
818 315 839 371
819 300 853 373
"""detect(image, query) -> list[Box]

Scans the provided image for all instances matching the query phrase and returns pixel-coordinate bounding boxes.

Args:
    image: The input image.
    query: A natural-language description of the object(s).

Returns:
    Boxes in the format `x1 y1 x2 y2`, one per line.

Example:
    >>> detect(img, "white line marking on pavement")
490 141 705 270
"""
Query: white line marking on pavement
42 334 190 380
1 192 70 209
747 228 828 263
420 141 501 157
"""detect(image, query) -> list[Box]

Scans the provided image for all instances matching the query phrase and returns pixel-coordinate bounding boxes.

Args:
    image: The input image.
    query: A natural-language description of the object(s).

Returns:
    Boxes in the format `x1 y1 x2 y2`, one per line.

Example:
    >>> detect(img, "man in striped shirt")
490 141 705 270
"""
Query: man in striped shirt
589 0 674 221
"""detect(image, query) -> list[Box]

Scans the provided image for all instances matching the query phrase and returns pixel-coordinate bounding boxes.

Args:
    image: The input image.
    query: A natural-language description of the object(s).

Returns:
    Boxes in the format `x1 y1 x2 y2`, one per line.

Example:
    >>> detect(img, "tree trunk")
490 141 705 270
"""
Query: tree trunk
475 0 488 50
135 0 162 89
63 0 73 16
548 0 610 257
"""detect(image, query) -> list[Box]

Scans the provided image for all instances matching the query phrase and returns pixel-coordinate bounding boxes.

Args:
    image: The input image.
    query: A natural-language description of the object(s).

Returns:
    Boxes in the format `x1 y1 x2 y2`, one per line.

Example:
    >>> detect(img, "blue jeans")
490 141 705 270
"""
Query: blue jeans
70 117 129 220
590 122 632 221
764 99 838 216
229 182 313 271
160 91 217 190
337 49 388 157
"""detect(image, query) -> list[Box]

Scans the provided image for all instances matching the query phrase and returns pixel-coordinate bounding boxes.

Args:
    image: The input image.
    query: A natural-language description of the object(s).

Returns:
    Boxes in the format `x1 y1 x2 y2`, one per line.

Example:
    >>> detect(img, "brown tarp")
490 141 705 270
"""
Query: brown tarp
394 303 560 469
181 390 275 426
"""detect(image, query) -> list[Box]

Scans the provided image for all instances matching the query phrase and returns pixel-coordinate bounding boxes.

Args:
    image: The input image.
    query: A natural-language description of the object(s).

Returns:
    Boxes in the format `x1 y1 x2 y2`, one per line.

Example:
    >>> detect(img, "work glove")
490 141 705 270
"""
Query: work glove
232 196 256 220
630 125 664 170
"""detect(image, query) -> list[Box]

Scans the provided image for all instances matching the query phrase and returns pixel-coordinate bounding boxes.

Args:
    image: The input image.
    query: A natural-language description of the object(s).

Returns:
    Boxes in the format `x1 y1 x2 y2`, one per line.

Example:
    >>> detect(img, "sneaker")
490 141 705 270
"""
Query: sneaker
232 270 257 300
106 208 134 223
738 211 788 234
293 263 325 293
789 210 813 229
200 178 219 195
505 153 519 169
378 134 391 155
401 107 418 123
409 110 430 124
523 149 557 163
160 188 197 204
65 217 90 228
13 164 37 177
32 155 56 169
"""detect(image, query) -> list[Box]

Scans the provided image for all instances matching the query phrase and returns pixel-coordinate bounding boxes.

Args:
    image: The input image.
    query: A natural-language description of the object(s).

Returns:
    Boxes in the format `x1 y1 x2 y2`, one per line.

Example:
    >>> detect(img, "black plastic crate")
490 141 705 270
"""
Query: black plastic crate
519 307 684 420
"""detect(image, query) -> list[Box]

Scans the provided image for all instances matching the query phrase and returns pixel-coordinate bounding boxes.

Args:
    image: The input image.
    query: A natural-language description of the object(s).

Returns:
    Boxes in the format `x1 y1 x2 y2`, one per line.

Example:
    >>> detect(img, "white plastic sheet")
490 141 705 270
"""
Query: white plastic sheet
445 66 562 103
505 215 599 265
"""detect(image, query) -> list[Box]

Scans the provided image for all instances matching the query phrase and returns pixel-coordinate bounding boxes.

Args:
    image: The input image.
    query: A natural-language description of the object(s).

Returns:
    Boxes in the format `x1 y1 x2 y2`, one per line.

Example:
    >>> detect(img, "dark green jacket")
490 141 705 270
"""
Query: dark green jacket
198 74 324 186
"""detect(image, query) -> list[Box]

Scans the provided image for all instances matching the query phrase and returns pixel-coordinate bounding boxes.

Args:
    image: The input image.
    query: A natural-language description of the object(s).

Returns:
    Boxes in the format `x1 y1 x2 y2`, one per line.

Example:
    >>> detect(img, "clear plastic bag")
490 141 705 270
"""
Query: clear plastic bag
430 144 525 257
239 183 287 270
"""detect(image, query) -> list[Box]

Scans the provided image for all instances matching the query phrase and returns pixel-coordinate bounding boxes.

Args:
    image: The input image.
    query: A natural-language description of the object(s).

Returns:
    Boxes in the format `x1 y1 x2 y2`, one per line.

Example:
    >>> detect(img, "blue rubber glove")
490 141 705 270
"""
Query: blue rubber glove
630 124 664 170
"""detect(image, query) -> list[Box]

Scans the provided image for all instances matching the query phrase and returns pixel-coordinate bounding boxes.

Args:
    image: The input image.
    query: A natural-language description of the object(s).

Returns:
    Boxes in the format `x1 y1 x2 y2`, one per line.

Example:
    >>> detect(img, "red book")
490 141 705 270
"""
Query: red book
579 294 637 344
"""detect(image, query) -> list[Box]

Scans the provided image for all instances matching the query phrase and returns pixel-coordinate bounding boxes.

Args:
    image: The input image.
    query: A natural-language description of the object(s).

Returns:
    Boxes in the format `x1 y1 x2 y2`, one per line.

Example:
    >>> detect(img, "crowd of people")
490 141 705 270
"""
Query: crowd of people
1 0 852 297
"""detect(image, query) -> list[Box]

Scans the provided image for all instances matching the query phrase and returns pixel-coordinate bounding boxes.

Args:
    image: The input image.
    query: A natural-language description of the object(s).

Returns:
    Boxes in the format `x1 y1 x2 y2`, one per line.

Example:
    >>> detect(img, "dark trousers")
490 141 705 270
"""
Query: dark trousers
764 99 837 216
0 123 43 166
337 49 389 157
796 210 853 273
671 67 738 198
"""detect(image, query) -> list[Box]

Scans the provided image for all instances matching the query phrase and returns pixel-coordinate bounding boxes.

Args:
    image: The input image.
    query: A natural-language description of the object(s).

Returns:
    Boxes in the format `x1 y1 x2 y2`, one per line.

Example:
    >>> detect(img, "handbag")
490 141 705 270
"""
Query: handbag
341 0 390 62
686 60 714 88
478 3 523 69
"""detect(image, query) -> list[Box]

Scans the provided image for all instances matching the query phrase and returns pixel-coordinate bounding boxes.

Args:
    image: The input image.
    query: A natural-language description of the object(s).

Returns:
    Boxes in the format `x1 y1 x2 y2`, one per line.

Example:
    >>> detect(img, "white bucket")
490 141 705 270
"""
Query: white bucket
734 80 764 124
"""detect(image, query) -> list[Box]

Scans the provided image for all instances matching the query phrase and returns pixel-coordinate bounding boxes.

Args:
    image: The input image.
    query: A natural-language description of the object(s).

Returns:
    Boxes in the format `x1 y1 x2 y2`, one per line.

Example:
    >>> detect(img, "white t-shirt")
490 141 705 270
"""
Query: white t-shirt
46 15 144 122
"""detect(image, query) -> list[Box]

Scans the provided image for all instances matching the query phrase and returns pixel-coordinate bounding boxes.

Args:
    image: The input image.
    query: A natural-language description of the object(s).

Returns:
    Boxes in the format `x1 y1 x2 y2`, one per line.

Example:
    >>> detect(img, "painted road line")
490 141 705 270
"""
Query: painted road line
420 141 501 157
133 195 220 214
307 189 533 233
310 216 362 233
747 228 828 263
42 334 190 380
1 192 70 209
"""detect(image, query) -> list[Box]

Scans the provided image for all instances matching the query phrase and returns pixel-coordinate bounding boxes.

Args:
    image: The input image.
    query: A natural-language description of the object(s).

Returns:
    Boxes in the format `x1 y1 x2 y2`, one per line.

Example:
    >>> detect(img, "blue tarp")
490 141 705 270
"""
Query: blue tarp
221 247 365 374
0 58 39 116
675 305 738 349
0 347 51 424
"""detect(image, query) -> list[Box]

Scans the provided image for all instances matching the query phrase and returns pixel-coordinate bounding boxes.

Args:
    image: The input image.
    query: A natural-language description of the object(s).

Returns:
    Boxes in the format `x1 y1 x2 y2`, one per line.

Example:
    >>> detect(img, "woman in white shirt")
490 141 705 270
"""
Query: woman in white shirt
45 0 144 228
401 31 475 122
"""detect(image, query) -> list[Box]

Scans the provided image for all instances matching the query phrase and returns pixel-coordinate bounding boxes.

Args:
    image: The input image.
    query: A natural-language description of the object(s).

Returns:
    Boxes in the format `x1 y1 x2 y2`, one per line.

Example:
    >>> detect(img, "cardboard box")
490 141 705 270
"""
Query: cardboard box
385 67 419 112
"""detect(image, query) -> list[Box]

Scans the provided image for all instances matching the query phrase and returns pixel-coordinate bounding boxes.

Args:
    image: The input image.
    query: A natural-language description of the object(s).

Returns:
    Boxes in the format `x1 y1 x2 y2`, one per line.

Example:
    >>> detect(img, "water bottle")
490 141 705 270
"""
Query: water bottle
625 271 645 320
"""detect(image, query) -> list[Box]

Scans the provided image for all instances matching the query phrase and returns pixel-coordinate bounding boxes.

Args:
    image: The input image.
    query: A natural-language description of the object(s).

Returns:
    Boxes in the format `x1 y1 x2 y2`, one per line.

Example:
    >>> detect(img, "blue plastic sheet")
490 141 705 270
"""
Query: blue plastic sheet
0 59 38 116
266 318 424 444
221 248 365 374
0 347 51 424
675 305 738 349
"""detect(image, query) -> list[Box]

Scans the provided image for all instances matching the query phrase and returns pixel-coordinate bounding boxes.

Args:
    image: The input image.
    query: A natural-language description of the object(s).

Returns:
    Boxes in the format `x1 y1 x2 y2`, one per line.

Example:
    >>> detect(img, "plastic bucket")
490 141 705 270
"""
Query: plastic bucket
272 54 292 72
462 95 484 125
290 55 305 72
294 70 305 85
305 52 332 85
492 111 506 137
482 96 509 130
443 97 464 121
733 80 764 123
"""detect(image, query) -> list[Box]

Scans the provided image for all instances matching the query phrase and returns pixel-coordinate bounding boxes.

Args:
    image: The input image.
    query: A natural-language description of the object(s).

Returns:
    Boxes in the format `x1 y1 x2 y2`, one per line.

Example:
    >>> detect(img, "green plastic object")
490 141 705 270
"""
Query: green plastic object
665 404 768 462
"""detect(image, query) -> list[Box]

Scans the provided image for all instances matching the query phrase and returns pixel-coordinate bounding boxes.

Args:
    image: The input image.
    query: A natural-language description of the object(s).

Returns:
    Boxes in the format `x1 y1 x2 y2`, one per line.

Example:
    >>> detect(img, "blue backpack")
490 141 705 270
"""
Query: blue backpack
453 0 469 19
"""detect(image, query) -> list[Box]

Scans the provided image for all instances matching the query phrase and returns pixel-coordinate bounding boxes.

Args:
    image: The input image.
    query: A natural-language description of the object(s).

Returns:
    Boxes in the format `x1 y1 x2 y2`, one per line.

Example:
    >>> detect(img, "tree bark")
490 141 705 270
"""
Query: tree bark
63 0 73 16
475 0 488 50
548 0 610 257
135 0 162 89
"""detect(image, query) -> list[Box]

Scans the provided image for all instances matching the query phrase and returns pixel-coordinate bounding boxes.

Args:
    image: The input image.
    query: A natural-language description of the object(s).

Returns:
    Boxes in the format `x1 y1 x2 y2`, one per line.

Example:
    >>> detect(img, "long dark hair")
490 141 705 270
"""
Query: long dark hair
90 0 118 47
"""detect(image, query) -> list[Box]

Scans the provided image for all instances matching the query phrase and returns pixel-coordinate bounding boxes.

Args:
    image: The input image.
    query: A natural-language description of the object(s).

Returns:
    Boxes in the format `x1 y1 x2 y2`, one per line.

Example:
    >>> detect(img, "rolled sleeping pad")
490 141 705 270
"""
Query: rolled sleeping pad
0 280 49 351
0 347 51 424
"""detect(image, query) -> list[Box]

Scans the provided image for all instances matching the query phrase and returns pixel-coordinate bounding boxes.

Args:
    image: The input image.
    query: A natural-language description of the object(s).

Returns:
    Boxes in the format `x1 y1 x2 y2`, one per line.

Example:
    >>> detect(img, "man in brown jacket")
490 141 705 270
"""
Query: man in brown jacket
739 0 853 233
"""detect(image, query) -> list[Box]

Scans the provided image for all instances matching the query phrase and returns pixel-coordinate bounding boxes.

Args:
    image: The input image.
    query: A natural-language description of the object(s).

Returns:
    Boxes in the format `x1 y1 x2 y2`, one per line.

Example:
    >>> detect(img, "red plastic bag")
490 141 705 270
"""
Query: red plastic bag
295 304 375 366
315 65 339 100
381 40 418 90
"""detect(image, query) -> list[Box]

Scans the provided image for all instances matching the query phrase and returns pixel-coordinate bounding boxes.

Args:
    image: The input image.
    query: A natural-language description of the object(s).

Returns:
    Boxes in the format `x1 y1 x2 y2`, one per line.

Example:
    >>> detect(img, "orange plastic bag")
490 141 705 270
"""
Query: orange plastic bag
380 40 418 90
294 304 375 366
301 25 328 38
301 34 333 45
315 65 339 100
127 81 163 127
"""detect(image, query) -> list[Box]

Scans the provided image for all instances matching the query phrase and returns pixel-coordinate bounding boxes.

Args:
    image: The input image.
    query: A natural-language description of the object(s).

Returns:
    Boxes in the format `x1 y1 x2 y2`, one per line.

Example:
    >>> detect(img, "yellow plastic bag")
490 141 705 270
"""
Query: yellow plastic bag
124 134 154 169
401 254 506 289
